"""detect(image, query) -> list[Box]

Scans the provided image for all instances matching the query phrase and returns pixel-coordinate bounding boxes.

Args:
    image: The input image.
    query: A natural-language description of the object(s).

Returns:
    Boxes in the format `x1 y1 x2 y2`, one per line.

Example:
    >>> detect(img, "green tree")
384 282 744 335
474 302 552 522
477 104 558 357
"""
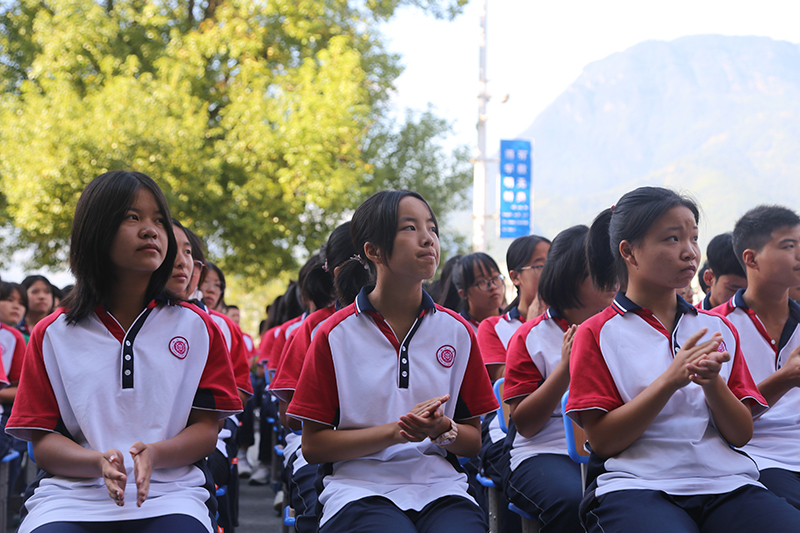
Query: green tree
0 0 470 281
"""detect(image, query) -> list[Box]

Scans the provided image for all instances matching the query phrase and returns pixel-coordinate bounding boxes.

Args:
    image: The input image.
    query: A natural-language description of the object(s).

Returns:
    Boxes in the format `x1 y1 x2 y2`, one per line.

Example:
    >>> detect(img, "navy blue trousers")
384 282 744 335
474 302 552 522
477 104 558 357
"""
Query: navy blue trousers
581 485 800 533
504 453 583 533
320 495 487 533
759 468 800 511
30 515 207 533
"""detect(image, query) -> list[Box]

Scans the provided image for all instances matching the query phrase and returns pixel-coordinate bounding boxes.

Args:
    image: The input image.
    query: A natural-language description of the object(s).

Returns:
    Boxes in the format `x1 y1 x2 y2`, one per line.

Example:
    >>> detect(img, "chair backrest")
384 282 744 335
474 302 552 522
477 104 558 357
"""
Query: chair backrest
561 390 590 463
493 378 511 434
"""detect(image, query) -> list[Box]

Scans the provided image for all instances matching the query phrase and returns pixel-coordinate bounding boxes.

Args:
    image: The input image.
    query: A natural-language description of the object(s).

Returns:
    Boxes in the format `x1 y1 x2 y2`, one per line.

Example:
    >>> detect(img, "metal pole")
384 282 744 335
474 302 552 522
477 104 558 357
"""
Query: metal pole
472 0 488 252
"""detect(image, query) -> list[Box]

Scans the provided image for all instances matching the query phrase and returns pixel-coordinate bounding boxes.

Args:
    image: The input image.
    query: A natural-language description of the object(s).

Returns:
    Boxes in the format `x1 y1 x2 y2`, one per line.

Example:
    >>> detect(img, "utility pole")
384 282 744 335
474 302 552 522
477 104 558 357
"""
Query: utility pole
472 0 488 252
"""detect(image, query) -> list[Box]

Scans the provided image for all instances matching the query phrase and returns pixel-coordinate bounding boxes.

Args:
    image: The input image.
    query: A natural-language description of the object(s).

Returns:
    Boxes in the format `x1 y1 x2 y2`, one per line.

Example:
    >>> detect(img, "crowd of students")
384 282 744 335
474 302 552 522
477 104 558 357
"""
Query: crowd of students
1 172 800 533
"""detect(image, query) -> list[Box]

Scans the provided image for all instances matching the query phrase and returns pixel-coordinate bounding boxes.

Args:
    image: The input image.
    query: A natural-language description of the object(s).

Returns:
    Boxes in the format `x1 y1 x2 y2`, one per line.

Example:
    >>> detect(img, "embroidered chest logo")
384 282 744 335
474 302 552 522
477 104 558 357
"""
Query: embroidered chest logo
169 336 189 359
718 340 727 353
436 345 456 368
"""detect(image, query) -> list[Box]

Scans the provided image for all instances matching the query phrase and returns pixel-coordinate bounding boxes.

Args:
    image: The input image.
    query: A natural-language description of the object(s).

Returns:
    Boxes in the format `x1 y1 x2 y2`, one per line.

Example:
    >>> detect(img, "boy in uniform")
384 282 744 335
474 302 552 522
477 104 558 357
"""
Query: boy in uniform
714 205 800 509
697 232 747 310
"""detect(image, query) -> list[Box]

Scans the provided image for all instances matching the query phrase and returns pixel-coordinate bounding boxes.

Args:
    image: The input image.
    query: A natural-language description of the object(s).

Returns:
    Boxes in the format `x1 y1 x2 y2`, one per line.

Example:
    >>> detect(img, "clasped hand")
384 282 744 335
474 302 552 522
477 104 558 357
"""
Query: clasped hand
102 442 153 508
669 328 731 388
397 394 451 443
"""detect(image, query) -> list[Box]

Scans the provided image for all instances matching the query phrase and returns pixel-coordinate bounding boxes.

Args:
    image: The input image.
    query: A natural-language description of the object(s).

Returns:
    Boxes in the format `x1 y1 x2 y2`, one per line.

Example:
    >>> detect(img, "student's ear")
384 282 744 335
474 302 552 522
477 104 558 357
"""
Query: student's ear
458 288 466 300
619 240 637 268
703 269 716 287
742 249 758 271
508 269 521 287
333 265 342 277
364 242 382 266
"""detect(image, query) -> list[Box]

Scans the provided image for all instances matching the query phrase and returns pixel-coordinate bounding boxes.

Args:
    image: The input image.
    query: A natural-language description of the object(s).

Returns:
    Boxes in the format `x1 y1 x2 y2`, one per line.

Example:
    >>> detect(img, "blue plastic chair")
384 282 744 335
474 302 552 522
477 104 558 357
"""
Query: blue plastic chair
561 390 589 492
493 378 508 433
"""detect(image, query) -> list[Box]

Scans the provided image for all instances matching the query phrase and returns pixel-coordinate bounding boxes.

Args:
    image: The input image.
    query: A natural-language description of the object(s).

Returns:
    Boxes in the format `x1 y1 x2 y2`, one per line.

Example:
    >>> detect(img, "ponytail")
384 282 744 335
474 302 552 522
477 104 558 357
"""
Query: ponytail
334 258 373 307
587 208 618 291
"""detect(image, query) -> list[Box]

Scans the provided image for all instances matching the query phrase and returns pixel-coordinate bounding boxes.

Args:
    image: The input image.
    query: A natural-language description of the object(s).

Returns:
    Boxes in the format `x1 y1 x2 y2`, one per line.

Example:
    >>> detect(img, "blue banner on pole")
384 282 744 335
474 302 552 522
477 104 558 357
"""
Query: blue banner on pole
499 139 532 239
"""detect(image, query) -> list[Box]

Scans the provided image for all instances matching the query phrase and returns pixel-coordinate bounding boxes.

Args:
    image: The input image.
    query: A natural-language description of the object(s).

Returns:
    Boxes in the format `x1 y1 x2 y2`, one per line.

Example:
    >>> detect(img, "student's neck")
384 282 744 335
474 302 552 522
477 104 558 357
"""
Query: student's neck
369 276 424 341
470 305 499 323
625 284 678 332
516 292 535 319
107 274 152 332
743 278 790 325
561 307 593 326
25 311 47 328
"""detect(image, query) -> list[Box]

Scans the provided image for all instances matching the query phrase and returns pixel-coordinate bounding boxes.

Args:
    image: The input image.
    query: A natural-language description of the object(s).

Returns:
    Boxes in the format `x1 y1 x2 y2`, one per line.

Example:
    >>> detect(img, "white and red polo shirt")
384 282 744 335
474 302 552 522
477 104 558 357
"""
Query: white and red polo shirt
265 313 306 373
477 306 526 368
713 289 800 472
209 309 254 397
566 292 766 498
504 308 570 471
288 287 498 526
0 324 17 412
270 305 336 403
7 300 241 533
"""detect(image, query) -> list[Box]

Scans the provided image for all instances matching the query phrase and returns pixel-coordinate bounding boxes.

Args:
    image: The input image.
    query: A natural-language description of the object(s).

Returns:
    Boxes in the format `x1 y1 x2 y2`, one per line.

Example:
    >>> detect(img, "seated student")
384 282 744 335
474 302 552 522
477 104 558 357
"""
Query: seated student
697 233 747 310
17 275 55 342
447 253 505 331
0 282 29 508
566 187 800 532
712 205 800 510
478 234 550 382
503 225 614 533
288 190 498 533
7 170 241 533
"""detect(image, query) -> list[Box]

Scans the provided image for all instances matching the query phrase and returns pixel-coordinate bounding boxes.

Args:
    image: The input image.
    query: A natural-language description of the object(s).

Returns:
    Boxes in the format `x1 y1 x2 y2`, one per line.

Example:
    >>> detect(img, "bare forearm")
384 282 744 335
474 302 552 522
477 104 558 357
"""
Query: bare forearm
510 363 569 439
33 431 104 478
442 418 482 457
584 375 677 458
301 420 404 464
758 370 795 407
148 409 219 469
0 385 17 403
703 376 753 447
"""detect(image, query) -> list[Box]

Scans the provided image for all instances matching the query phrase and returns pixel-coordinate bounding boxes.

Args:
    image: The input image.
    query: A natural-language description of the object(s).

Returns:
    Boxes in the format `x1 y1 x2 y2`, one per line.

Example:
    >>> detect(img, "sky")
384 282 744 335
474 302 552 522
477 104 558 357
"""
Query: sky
5 0 800 285
381 0 800 154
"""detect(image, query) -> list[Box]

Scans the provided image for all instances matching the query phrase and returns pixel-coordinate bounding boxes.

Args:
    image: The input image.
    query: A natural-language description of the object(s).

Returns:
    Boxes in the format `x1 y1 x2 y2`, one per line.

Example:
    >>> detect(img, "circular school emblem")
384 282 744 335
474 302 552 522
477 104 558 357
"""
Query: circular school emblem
169 336 189 359
436 345 456 368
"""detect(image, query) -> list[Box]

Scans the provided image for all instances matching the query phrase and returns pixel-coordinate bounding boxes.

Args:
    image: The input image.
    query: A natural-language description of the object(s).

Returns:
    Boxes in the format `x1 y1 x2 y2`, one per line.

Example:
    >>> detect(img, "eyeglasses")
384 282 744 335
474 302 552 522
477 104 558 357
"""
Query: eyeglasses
517 264 545 274
471 274 505 292
193 260 205 270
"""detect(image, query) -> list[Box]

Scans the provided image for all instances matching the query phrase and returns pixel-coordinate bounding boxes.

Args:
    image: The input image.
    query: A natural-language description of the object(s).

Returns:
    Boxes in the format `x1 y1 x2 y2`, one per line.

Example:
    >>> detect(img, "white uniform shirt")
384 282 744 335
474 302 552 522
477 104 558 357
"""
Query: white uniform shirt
566 293 766 498
714 289 800 471
504 308 570 471
288 287 498 526
7 300 241 533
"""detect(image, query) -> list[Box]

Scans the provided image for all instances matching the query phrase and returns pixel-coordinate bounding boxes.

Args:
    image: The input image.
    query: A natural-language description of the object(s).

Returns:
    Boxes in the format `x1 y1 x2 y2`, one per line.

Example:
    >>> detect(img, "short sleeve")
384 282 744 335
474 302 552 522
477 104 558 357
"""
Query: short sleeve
565 318 624 427
6 313 63 441
7 326 26 383
286 325 340 426
270 320 313 402
192 307 243 417
454 316 500 420
719 315 768 416
477 317 507 366
503 321 545 401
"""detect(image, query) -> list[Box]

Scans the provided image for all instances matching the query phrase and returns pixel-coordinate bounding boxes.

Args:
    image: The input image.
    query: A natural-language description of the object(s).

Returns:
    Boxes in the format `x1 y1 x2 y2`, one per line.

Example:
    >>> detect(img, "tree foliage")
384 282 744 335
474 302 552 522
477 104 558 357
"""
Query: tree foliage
0 0 471 281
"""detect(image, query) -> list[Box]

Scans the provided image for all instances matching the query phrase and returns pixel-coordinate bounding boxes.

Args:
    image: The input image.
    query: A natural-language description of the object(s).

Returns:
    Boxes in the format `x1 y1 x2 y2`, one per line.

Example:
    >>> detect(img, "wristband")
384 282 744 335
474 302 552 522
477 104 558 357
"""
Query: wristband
433 418 458 447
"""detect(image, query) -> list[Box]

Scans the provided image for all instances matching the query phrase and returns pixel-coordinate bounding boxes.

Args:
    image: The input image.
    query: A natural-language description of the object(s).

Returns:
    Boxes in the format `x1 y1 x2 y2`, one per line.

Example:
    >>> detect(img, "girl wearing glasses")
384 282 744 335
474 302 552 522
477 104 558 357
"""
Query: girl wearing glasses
450 253 505 331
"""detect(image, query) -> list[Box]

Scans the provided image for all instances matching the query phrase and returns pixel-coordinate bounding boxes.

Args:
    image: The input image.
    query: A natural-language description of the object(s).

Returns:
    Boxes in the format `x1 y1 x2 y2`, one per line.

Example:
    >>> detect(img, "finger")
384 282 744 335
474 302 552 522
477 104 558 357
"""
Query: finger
682 327 709 351
399 429 425 442
137 477 149 507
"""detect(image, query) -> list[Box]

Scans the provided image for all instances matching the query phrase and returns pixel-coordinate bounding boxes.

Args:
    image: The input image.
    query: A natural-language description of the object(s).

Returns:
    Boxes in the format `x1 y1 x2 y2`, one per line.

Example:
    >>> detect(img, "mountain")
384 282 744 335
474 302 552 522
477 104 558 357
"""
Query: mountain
517 35 800 243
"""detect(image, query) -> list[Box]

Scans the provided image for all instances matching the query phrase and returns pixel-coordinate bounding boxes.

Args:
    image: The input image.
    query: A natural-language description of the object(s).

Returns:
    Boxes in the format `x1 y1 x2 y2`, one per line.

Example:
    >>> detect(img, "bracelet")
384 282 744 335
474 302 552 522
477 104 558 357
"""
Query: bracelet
433 418 458 447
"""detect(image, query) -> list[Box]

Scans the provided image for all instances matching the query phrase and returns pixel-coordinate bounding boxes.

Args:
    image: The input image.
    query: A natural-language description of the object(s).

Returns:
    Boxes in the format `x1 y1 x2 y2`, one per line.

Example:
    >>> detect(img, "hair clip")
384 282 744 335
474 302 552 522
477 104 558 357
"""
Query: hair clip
351 255 369 270
322 260 329 272
610 204 615 213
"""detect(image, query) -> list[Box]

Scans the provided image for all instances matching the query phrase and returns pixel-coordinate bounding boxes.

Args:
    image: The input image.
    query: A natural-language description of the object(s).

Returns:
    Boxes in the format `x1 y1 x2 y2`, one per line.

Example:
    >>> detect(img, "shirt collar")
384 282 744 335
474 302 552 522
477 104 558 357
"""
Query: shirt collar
544 307 563 320
505 306 522 321
354 285 436 317
731 288 800 322
611 291 698 317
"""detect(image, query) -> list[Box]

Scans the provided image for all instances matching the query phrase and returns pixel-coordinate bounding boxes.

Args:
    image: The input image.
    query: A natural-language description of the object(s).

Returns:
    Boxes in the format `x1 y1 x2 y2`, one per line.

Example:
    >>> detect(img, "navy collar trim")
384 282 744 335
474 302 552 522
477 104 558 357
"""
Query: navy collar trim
544 307 563 320
612 291 697 317
731 288 800 322
354 285 436 316
505 306 522 321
